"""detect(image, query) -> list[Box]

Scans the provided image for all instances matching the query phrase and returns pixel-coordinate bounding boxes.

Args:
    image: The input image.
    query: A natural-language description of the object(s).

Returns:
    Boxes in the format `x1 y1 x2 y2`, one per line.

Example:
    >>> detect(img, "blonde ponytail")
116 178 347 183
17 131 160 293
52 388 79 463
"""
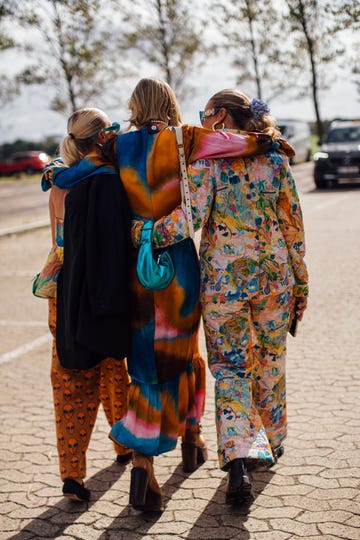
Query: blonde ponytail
59 108 111 166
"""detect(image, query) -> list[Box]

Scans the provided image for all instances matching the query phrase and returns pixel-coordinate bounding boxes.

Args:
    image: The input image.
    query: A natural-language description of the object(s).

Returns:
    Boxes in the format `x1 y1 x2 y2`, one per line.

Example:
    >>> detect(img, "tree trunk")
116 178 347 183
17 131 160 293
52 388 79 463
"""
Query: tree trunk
304 23 323 139
310 58 323 140
247 2 262 99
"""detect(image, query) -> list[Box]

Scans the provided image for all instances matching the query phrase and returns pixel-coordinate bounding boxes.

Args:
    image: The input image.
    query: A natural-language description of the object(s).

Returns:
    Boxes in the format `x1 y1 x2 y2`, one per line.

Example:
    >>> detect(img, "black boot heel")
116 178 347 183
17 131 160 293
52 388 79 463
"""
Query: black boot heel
225 458 254 505
142 486 165 513
181 442 197 472
130 467 149 508
197 445 208 465
181 442 209 472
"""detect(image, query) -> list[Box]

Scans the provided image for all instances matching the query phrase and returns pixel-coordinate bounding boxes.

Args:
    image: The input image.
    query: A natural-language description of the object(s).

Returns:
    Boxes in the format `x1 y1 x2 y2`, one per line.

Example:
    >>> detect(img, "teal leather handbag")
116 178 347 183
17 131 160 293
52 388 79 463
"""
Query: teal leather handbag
136 220 175 290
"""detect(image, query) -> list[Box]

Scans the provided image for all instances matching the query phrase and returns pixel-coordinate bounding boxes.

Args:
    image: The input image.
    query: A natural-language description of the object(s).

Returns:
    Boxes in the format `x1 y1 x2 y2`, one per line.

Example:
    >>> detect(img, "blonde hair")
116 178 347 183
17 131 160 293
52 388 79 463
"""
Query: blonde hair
127 78 182 128
59 108 111 166
209 89 276 132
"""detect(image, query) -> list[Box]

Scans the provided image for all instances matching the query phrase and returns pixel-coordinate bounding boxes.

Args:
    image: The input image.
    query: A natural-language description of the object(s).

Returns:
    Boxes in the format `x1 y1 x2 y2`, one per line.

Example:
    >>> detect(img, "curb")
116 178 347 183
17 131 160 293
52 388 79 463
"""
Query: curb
0 220 49 237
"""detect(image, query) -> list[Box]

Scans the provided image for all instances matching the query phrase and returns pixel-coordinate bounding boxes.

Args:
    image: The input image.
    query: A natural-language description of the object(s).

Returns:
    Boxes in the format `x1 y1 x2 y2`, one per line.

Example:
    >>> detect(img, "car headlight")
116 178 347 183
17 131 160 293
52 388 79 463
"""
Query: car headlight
313 151 329 160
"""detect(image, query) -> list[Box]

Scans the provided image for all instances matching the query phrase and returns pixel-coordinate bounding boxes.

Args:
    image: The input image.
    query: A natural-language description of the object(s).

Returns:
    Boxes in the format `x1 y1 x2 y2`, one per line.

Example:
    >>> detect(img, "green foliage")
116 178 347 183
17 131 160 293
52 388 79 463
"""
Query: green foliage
327 0 360 30
0 33 14 50
0 0 358 136
214 0 288 102
0 76 19 104
0 0 17 22
0 1 20 104
283 0 349 138
310 134 319 155
116 0 212 99
0 137 60 160
328 1 360 96
15 0 127 114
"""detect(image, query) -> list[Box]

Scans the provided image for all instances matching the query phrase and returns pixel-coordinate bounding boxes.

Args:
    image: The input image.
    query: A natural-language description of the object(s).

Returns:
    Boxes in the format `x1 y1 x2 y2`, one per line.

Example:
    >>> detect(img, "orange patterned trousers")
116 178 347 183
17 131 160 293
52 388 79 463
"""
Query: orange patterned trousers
48 297 130 481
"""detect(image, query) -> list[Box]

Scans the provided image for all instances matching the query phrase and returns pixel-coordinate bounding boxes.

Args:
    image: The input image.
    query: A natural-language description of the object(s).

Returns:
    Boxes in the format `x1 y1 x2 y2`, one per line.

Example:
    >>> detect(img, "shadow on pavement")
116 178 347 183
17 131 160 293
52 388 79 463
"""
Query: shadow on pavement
7 463 275 539
7 461 128 540
95 463 190 538
95 464 275 540
186 468 275 540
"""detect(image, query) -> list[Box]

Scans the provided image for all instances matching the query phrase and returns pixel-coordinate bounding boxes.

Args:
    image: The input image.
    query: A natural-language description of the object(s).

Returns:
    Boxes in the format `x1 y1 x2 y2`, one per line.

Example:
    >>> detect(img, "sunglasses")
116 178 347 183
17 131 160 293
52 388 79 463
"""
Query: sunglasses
199 108 220 125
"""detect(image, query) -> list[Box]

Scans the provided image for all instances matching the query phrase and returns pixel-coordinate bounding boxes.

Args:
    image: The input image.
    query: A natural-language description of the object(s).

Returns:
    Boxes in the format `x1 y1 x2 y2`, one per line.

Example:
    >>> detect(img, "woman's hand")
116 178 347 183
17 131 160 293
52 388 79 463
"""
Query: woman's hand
131 220 146 248
295 296 308 321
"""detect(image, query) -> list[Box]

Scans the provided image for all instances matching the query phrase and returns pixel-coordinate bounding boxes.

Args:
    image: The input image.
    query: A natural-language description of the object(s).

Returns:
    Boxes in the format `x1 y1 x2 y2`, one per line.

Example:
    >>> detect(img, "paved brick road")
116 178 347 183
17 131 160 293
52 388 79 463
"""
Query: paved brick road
0 175 359 539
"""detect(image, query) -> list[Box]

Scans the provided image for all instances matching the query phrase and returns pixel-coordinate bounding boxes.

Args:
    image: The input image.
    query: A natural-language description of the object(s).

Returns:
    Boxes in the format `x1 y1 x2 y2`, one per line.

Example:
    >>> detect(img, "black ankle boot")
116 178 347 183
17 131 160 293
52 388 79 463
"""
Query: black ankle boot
225 458 253 505
62 478 90 502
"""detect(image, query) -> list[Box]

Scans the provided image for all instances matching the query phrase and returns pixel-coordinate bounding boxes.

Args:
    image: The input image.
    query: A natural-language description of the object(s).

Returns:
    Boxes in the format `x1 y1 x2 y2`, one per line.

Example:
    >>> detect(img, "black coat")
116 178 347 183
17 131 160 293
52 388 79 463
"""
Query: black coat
56 172 132 369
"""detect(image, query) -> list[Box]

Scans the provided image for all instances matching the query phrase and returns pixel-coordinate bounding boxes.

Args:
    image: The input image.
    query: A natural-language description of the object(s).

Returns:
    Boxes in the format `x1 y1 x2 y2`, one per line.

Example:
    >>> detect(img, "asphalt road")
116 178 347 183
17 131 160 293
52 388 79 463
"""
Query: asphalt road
1 163 360 539
0 175 50 233
0 163 316 234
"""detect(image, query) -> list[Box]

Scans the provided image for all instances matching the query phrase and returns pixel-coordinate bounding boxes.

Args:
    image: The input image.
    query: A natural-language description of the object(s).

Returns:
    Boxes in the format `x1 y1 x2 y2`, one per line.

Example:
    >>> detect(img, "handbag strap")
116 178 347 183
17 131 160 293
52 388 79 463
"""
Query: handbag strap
174 126 195 238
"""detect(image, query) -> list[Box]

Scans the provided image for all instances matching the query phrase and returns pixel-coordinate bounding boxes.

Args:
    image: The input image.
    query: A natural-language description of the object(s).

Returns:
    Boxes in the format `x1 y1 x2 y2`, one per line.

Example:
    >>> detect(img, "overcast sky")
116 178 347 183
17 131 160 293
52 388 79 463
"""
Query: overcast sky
0 33 358 145
1 73 357 146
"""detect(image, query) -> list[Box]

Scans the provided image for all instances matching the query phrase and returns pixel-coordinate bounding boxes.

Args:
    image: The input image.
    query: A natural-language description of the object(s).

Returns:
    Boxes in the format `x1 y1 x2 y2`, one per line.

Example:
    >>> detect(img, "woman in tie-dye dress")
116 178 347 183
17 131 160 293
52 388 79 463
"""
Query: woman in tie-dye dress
45 79 284 512
137 89 309 505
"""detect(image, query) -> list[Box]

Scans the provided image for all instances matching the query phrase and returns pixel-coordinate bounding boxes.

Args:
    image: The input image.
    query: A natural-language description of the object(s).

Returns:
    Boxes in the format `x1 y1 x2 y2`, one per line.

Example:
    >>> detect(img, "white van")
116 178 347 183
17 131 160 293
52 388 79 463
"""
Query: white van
276 120 312 164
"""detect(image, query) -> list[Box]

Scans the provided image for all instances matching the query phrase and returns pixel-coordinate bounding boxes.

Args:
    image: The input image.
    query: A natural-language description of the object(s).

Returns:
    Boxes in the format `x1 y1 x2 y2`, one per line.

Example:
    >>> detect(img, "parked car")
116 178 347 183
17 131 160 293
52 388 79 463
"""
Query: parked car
313 121 360 189
0 151 51 176
277 119 312 164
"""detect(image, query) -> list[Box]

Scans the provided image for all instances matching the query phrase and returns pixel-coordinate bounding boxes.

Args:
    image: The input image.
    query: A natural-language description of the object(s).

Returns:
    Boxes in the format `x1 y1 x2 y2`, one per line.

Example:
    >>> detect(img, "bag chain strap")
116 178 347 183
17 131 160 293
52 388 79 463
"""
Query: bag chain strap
174 126 195 238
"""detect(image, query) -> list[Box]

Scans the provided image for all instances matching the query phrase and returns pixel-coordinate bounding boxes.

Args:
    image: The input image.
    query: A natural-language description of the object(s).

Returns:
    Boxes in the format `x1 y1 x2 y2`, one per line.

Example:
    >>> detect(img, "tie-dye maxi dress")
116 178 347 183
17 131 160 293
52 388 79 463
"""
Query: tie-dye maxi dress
45 124 274 456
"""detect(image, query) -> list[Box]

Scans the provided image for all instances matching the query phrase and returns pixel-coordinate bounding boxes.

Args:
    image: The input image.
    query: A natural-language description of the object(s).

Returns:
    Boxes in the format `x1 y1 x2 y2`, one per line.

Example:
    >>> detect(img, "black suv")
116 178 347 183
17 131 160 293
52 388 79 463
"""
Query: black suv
314 121 360 189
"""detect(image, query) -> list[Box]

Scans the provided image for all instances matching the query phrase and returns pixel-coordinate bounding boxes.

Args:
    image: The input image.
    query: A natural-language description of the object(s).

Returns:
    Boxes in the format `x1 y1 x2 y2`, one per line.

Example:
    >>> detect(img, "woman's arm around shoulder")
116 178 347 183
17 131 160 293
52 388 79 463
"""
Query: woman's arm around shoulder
182 124 274 163
132 160 216 248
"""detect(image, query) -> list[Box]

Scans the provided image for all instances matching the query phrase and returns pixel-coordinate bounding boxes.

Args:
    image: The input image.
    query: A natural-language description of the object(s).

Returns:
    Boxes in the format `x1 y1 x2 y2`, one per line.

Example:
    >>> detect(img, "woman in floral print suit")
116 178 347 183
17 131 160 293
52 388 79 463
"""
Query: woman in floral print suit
138 89 309 504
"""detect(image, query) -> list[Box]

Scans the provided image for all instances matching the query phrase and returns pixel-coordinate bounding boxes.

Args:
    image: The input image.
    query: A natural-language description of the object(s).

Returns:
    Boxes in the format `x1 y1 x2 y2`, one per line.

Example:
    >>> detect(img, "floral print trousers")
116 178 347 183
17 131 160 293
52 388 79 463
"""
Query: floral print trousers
202 289 293 470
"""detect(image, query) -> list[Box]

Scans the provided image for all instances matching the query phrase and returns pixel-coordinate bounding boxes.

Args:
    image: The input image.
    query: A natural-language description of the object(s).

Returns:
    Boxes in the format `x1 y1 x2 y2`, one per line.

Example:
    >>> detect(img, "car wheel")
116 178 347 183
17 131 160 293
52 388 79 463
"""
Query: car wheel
314 177 328 189
25 168 34 175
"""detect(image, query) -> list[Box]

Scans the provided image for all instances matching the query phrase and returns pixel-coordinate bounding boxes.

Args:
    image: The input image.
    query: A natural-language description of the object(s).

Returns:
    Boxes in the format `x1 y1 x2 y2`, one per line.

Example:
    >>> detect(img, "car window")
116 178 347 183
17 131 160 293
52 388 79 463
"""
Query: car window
277 125 288 137
326 127 360 143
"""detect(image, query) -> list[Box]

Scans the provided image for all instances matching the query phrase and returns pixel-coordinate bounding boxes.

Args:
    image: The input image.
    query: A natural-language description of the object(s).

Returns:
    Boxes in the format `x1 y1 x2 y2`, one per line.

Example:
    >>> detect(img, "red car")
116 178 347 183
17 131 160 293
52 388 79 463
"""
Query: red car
0 151 51 176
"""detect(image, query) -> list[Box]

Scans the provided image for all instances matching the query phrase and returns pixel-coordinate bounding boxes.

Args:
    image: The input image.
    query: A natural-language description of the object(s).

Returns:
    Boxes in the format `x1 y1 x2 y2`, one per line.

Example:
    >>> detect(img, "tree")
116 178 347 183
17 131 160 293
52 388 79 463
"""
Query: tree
328 0 360 28
327 0 360 97
115 0 211 99
15 0 128 114
0 1 16 50
213 0 287 102
284 0 346 140
0 1 20 105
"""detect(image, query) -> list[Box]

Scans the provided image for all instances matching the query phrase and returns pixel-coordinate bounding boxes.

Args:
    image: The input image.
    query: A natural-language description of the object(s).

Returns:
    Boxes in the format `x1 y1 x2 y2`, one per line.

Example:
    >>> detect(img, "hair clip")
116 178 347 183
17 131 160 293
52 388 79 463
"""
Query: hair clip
103 121 120 133
91 122 121 140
